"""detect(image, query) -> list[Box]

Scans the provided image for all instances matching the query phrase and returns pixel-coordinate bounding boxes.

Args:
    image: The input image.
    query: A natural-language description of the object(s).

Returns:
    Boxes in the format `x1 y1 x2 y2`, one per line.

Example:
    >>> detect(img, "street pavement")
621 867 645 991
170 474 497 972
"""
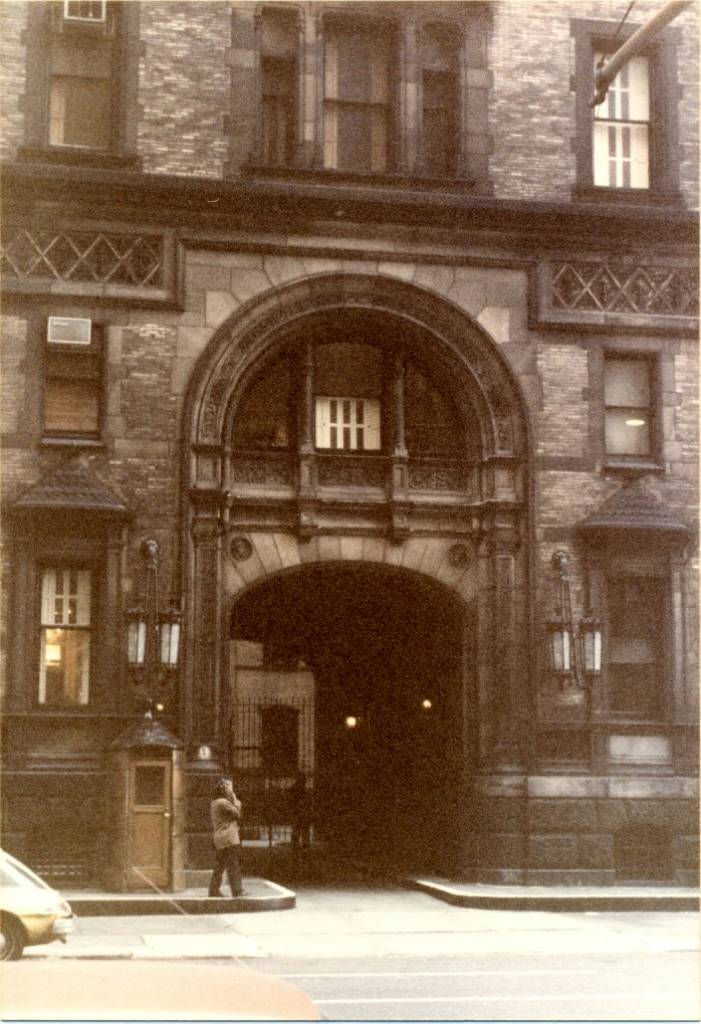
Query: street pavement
25 883 700 961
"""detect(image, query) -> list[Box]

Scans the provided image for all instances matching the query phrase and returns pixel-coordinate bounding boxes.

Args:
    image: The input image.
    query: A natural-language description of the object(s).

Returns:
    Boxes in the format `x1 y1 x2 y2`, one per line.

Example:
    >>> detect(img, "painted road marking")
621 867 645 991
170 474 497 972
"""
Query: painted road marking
313 991 696 1006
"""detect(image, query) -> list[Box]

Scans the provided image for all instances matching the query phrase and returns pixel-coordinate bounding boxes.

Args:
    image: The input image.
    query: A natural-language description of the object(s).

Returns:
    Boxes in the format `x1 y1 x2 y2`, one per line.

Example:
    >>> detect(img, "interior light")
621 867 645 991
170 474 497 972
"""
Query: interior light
421 699 433 710
344 716 357 729
625 418 646 427
45 644 62 665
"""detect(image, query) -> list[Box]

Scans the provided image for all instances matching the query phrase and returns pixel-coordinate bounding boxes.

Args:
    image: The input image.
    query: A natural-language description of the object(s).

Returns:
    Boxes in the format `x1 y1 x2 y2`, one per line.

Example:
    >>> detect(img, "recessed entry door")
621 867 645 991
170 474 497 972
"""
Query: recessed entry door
128 759 172 889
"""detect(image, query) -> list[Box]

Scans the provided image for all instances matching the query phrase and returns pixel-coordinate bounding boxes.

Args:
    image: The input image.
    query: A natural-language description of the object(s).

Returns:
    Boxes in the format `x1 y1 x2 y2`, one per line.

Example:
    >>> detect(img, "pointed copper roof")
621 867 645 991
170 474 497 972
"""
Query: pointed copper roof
11 460 129 516
578 479 690 540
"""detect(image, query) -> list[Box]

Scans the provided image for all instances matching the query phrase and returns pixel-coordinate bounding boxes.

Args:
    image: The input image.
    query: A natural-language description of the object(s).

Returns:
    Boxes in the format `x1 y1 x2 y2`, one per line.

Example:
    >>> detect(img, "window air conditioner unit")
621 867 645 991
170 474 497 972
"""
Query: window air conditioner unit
63 1 107 23
47 317 92 346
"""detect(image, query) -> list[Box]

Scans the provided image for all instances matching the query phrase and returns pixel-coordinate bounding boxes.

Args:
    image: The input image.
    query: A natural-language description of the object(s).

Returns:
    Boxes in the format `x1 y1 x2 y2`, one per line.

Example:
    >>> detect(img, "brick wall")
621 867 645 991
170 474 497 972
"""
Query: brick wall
137 1 232 178
0 1 27 162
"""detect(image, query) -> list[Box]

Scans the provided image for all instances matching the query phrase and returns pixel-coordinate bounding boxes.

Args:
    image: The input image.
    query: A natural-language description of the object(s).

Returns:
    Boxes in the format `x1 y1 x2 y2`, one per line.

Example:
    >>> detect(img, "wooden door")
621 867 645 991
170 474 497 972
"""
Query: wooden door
127 759 172 889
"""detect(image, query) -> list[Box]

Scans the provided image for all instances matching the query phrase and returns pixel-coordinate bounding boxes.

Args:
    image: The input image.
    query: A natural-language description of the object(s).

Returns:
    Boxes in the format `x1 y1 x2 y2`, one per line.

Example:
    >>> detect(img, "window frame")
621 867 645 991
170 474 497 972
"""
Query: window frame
571 18 682 202
21 0 141 169
321 13 397 176
36 563 97 710
42 318 105 443
419 21 461 179
257 6 300 169
603 352 657 463
602 570 669 723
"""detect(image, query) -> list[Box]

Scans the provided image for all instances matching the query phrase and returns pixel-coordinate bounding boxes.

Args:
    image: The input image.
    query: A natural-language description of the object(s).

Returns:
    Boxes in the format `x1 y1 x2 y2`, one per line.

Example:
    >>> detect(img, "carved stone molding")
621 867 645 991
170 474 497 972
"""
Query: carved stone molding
536 258 699 332
229 536 253 561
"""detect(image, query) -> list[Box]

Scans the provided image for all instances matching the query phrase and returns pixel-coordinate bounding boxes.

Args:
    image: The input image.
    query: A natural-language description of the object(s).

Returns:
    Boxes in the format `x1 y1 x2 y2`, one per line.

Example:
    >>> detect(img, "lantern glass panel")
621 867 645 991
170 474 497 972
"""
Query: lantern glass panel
127 619 146 666
159 619 180 667
582 627 602 674
550 627 571 673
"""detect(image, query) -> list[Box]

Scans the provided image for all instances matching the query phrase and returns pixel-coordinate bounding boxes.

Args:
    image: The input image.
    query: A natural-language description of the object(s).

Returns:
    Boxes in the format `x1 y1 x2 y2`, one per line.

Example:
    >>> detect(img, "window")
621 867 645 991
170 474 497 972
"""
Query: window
593 54 649 189
47 5 117 150
39 568 92 706
315 397 381 451
323 20 393 173
260 9 297 167
604 356 653 457
232 357 291 450
572 18 682 199
43 318 103 439
606 576 664 717
421 25 459 177
405 361 463 456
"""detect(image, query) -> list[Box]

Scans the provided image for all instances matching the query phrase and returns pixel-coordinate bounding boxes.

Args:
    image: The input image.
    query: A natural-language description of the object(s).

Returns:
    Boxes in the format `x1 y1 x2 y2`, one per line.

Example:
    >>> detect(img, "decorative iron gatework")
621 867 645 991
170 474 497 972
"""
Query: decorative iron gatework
2 227 164 287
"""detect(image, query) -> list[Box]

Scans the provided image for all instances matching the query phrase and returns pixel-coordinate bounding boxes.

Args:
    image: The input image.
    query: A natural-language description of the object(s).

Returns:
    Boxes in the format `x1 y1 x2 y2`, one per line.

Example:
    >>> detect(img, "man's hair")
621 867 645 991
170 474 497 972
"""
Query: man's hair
215 777 233 797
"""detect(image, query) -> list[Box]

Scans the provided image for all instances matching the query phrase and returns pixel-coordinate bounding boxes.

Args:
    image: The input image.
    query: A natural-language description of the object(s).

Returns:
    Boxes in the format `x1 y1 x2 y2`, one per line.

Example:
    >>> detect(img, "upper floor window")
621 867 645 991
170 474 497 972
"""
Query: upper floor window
315 342 382 451
315 397 381 451
43 317 103 440
260 8 298 167
606 575 664 718
323 19 394 173
593 54 649 189
47 2 118 150
604 355 653 458
39 568 92 706
232 356 291 451
421 24 460 177
22 1 139 164
572 18 682 200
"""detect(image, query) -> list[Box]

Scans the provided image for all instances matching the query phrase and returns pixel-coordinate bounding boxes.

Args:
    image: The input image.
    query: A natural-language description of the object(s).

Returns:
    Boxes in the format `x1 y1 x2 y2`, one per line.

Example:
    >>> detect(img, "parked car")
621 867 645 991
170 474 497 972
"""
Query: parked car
0 850 75 960
0 961 321 1020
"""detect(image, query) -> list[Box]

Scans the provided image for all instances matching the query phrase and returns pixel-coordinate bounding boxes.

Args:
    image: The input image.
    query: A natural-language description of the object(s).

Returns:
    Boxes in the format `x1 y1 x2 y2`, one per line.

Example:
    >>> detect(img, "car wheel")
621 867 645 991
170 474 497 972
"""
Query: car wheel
0 916 25 960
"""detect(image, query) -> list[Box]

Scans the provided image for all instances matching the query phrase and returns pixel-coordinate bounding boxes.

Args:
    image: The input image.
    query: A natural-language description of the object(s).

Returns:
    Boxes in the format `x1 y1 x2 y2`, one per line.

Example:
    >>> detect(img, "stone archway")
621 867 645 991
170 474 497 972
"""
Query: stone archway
227 560 472 874
181 274 532 844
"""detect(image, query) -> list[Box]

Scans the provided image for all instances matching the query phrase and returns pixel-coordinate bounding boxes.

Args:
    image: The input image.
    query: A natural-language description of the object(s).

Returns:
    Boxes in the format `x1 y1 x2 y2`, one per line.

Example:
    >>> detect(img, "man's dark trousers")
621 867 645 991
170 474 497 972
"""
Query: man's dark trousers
208 844 242 896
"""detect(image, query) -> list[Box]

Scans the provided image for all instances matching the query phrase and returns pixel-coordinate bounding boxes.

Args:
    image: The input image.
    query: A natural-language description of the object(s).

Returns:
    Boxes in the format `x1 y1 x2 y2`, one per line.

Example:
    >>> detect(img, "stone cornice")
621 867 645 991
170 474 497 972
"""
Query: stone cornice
2 160 698 251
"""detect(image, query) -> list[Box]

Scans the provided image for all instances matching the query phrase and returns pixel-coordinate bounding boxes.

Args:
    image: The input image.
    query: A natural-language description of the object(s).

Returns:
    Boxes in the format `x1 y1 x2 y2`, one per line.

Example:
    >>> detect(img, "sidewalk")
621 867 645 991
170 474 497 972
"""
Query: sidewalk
24 882 700 962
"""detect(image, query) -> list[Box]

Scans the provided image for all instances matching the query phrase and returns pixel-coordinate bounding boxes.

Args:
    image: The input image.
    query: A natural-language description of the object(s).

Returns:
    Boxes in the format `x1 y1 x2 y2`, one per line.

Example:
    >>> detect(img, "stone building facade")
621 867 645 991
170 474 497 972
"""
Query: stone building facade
1 0 698 888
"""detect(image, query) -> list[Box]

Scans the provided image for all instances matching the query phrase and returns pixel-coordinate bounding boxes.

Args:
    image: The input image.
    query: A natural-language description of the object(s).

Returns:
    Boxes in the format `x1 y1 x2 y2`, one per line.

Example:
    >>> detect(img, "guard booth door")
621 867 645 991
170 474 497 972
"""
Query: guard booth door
127 759 172 888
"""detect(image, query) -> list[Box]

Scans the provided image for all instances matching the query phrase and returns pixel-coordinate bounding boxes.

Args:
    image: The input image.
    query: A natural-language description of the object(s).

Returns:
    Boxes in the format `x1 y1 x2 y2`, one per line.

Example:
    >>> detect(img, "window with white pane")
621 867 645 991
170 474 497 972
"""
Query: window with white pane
323 20 393 173
39 569 91 706
593 54 649 189
604 356 653 457
315 397 381 451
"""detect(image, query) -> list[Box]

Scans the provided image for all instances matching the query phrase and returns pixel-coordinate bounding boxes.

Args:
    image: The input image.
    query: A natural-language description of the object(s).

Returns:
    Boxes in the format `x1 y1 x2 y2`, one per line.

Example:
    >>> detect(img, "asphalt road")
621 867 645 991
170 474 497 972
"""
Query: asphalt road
251 950 700 1020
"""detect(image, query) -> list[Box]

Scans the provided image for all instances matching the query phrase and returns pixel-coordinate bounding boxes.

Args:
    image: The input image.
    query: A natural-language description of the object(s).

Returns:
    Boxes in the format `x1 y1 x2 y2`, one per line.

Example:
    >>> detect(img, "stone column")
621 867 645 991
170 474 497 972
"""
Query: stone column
297 338 317 538
389 349 409 541
185 515 224 768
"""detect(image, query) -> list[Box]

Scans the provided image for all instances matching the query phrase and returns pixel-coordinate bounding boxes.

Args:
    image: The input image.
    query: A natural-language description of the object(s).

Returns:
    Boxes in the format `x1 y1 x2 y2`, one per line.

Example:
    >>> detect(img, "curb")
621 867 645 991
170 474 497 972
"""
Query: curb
407 878 700 913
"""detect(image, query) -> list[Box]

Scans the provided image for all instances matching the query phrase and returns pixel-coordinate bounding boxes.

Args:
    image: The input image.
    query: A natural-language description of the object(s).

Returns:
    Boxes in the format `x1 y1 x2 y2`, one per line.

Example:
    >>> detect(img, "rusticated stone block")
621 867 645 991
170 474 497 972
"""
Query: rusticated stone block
595 800 629 832
528 834 579 869
578 833 614 869
476 796 525 831
674 835 700 870
528 798 597 832
477 832 526 868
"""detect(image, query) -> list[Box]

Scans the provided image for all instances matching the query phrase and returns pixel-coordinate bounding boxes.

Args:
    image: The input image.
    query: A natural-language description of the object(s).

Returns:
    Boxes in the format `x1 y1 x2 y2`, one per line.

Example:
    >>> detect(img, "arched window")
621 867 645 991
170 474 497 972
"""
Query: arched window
232 357 291 450
405 361 463 456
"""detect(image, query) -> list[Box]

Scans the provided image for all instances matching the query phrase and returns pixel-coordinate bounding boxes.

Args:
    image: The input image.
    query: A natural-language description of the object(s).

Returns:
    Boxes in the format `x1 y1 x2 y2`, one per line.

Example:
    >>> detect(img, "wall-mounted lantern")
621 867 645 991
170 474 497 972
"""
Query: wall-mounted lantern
547 550 602 690
125 539 181 710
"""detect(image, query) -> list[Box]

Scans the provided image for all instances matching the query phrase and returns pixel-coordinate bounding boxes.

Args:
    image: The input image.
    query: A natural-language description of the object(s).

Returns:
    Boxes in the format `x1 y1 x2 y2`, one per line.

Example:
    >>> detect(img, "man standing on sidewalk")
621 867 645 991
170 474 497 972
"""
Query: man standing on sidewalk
208 777 244 897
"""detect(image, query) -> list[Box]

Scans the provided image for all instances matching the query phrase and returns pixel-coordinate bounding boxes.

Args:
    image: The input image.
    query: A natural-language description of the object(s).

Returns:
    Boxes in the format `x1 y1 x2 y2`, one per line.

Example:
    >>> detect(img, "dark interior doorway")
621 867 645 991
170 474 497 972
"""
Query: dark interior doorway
230 562 468 875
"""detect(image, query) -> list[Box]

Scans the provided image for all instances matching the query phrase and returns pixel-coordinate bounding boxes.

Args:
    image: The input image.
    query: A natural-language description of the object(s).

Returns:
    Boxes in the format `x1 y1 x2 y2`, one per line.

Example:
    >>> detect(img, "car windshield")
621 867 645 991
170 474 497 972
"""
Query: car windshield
0 854 51 890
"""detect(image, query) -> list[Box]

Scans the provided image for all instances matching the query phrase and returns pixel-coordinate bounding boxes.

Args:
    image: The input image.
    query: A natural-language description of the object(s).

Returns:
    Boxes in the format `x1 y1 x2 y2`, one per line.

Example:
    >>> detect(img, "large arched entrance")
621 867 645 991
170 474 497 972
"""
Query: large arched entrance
182 273 532 878
229 562 471 874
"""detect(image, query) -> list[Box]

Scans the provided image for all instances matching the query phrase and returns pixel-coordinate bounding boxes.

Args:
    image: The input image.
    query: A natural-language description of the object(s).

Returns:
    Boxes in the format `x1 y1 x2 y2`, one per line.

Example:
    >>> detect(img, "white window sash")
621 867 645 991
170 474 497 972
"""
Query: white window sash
315 397 380 450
